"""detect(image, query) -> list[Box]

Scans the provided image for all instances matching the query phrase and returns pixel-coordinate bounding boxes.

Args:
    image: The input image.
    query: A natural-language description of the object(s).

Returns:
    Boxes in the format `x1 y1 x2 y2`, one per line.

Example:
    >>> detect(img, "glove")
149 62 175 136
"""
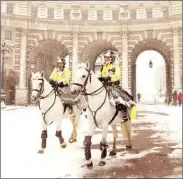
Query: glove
58 82 64 87
49 79 58 88
49 79 55 85
98 77 105 82
105 76 111 81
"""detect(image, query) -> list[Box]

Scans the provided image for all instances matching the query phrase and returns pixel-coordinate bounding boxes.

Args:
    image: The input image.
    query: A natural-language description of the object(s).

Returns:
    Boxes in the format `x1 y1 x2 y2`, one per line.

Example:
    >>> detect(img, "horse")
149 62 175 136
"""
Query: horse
31 71 86 154
71 62 132 168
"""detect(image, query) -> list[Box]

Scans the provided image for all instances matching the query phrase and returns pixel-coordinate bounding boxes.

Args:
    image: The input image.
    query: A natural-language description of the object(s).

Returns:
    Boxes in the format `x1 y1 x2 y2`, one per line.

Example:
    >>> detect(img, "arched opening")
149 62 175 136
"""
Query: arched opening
80 41 117 69
131 39 172 102
95 50 120 73
27 40 69 104
28 40 69 78
136 50 166 103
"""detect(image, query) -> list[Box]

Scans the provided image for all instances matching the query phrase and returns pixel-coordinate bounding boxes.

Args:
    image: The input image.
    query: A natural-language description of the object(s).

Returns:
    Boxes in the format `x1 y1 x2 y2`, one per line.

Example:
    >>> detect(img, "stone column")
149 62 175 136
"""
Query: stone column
172 27 181 91
72 31 78 81
15 29 28 105
121 31 129 92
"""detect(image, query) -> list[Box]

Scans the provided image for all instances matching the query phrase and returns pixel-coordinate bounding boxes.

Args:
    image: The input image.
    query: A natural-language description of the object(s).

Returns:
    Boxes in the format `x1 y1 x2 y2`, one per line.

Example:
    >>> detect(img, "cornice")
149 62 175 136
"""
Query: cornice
1 15 181 29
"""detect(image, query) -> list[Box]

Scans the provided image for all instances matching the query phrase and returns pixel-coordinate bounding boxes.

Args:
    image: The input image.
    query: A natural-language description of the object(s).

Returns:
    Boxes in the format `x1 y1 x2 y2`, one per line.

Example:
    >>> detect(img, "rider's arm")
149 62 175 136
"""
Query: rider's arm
62 69 71 85
110 65 121 82
49 68 57 81
98 65 106 81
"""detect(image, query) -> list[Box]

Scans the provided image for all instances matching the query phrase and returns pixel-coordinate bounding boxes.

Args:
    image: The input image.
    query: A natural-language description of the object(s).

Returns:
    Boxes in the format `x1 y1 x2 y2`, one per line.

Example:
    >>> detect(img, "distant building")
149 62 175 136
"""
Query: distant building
1 1 182 104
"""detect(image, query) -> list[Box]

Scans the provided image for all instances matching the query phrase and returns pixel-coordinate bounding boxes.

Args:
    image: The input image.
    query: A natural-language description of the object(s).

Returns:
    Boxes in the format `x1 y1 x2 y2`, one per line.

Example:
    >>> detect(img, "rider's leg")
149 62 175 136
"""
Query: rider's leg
121 106 132 149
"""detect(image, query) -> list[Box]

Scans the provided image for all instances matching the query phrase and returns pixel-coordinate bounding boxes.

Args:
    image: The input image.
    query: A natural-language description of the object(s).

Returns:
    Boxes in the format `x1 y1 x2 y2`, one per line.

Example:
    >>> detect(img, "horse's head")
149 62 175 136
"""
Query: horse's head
31 71 44 101
71 61 91 94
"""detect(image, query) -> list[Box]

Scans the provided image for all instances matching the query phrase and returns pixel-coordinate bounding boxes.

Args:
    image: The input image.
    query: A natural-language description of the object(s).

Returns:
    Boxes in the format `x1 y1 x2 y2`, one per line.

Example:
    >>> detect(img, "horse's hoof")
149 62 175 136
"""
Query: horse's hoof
87 161 93 168
69 138 77 143
61 142 67 148
126 145 132 150
98 161 106 166
109 150 116 156
38 149 44 154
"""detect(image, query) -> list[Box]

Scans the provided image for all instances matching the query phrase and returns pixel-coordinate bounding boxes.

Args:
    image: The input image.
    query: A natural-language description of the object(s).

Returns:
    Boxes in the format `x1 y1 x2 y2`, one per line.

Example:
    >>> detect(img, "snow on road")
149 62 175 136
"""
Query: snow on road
1 104 182 178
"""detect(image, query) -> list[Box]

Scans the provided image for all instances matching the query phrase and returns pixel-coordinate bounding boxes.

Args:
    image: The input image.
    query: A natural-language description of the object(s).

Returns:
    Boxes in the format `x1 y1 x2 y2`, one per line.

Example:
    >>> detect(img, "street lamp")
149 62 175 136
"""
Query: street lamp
149 60 153 68
1 42 9 106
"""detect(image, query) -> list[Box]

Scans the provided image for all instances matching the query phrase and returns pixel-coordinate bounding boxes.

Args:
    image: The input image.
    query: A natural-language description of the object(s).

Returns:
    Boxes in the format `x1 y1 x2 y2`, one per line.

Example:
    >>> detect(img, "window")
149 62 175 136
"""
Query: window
120 12 127 18
82 10 88 20
5 30 12 40
48 8 54 19
97 10 103 20
112 10 118 20
31 7 37 18
147 8 152 19
163 7 169 17
131 10 136 20
7 3 13 14
64 9 70 20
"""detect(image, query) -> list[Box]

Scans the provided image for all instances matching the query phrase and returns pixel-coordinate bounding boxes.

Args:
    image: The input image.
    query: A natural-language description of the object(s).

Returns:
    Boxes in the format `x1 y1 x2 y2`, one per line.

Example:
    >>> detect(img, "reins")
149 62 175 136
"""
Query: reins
72 68 108 129
33 78 57 125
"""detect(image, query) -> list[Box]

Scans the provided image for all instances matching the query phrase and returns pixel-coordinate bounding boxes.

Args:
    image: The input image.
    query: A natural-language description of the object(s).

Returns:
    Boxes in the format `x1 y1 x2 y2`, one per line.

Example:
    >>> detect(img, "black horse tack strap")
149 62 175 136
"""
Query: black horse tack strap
37 90 57 125
108 110 119 125
88 89 108 129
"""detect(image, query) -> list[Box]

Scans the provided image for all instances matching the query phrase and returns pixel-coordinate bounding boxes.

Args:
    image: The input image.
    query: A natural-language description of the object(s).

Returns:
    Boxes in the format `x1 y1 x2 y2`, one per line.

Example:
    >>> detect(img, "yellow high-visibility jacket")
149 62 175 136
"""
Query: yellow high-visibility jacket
98 63 121 82
49 67 71 85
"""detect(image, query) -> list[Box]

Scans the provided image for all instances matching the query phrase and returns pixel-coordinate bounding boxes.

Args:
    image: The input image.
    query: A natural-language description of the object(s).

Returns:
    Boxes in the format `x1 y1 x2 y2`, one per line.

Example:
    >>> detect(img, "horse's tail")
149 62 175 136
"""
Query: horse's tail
120 119 132 139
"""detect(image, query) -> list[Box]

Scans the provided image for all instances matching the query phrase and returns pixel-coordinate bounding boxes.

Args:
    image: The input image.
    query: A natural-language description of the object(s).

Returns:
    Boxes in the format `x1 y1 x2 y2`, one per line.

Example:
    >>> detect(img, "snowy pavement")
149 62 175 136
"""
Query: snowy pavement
1 104 182 178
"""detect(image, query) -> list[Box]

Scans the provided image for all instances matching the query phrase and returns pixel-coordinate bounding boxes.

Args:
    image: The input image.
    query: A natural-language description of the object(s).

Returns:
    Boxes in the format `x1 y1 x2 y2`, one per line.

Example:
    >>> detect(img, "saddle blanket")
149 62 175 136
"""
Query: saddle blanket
107 86 135 108
57 86 88 109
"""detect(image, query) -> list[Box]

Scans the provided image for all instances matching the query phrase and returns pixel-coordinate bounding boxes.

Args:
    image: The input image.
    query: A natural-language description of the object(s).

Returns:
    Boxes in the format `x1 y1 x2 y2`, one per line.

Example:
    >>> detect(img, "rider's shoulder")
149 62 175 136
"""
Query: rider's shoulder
53 67 58 71
64 68 70 72
114 63 120 68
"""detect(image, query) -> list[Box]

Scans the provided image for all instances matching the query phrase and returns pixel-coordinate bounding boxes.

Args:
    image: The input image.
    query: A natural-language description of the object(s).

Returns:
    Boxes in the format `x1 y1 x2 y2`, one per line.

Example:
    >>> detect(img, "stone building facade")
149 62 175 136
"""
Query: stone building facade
1 1 182 104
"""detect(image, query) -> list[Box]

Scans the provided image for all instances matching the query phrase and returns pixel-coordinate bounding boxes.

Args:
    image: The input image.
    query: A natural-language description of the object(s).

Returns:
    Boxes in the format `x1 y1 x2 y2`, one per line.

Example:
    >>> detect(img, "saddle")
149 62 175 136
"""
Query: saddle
57 86 88 114
107 86 135 109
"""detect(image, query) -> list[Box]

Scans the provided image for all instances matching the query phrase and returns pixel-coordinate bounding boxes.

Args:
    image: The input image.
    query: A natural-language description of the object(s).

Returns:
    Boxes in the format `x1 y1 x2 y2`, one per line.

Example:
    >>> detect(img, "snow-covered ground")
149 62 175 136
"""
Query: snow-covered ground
1 104 182 178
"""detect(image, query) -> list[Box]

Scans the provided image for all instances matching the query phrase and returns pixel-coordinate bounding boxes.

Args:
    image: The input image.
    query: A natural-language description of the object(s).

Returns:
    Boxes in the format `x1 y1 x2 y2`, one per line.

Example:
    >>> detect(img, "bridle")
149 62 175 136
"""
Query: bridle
72 67 104 96
32 78 45 99
72 67 91 93
32 77 55 125
72 67 107 128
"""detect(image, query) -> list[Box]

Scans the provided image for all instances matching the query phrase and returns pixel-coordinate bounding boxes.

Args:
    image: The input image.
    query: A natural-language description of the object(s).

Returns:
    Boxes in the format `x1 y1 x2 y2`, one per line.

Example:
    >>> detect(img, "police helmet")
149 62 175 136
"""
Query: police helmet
57 56 65 64
104 51 115 62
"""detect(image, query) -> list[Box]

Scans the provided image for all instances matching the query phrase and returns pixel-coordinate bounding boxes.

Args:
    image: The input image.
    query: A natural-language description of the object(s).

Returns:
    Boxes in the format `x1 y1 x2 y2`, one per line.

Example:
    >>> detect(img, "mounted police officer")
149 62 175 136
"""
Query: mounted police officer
98 50 135 121
49 56 70 89
49 56 73 113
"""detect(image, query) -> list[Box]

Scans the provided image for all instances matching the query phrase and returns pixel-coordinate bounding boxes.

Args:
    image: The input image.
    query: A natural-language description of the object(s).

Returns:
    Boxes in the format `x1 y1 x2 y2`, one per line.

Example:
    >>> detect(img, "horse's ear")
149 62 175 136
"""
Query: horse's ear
86 61 90 69
41 71 44 77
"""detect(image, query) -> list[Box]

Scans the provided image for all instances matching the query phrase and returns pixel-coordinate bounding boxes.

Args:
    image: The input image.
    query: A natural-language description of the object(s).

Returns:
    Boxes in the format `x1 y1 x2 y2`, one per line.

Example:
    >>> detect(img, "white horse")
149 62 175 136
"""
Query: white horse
71 62 132 168
31 71 85 154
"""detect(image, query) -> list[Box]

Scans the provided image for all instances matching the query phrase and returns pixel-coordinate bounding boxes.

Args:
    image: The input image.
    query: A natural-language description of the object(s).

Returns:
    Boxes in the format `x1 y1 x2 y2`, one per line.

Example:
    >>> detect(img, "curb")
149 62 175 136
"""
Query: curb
1 106 27 111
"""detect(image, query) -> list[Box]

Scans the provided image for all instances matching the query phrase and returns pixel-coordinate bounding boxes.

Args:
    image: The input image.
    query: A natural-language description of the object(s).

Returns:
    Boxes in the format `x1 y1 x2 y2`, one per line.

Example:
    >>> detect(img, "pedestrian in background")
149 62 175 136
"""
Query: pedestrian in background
172 90 178 106
177 91 182 106
137 93 141 102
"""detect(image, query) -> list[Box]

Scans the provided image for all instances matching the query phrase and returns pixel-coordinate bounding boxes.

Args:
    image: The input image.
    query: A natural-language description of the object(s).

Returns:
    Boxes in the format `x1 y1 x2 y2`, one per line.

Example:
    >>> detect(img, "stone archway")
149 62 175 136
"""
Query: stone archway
27 39 69 104
80 40 117 69
130 39 172 101
4 69 18 105
28 40 69 78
